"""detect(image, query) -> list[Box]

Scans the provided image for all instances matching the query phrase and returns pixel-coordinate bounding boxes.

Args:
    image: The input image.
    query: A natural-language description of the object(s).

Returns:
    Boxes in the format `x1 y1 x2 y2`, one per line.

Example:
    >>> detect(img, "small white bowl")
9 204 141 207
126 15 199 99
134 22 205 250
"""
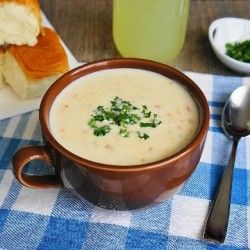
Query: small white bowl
208 17 250 74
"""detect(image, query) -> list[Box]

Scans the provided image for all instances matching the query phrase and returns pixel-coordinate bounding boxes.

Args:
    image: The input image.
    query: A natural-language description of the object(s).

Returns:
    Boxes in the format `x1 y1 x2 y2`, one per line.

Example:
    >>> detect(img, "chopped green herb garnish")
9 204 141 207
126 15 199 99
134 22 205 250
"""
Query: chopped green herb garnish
96 106 105 114
93 125 111 136
142 105 151 118
119 127 130 137
226 40 250 63
140 122 157 128
88 118 97 128
93 115 104 122
87 96 162 139
140 113 161 127
137 132 150 140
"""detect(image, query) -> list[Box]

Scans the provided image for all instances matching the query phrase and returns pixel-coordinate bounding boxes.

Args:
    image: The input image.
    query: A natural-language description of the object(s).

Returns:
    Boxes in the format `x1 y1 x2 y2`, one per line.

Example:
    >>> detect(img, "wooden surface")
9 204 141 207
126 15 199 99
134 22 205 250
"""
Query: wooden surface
40 0 250 76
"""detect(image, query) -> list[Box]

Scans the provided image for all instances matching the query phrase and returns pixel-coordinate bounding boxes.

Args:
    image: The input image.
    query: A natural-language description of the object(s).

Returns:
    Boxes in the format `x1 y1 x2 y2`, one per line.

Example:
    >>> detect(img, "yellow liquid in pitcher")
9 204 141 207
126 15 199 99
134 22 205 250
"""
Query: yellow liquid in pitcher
113 0 190 63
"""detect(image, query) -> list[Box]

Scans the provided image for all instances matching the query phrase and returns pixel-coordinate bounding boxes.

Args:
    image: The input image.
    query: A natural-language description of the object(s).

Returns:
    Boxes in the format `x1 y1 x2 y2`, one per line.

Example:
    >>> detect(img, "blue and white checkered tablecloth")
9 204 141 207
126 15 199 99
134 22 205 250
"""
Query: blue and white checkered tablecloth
0 72 249 250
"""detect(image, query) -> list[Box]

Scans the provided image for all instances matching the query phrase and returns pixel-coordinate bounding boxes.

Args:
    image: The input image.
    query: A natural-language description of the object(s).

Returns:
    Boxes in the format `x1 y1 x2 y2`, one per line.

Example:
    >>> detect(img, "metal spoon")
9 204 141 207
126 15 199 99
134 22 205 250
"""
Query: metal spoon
203 85 250 243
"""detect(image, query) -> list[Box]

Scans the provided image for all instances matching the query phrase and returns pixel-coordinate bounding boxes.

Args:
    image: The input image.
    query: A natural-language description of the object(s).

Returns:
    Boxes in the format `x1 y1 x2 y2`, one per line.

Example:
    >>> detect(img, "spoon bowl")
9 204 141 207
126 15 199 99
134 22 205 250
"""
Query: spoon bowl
222 86 250 138
204 85 250 243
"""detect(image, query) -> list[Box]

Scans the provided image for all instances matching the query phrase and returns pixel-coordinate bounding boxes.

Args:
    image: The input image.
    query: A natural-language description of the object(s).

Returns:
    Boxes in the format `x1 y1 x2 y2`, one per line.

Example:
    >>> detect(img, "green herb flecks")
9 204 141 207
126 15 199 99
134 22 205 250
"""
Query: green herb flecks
137 131 150 140
93 125 111 136
225 40 250 63
119 127 130 137
140 114 162 128
87 96 161 139
142 105 151 118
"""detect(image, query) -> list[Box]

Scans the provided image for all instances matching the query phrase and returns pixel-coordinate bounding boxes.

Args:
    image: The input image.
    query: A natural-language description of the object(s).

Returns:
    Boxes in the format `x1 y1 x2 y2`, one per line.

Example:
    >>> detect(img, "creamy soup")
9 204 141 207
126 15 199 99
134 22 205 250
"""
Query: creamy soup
49 68 199 165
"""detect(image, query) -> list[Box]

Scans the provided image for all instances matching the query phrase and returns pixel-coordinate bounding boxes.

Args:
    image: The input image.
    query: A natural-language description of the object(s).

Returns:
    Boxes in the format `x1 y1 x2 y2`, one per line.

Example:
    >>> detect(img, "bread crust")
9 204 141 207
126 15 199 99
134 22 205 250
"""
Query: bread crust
8 27 69 80
0 0 43 33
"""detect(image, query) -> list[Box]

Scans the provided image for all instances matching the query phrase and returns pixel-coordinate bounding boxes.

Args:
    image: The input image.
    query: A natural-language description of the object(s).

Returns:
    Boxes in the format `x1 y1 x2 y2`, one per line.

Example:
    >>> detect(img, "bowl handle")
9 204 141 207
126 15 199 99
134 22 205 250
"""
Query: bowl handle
12 145 61 188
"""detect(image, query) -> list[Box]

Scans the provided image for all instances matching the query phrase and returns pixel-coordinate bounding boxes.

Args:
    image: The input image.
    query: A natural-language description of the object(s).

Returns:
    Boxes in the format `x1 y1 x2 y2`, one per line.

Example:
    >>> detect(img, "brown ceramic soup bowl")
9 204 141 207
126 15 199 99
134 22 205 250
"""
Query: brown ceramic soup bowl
12 58 209 210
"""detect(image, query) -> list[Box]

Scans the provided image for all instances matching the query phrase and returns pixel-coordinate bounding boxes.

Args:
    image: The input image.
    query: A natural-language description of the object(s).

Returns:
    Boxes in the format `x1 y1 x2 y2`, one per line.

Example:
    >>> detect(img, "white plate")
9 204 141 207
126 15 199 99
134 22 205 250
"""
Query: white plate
0 13 81 120
208 17 250 74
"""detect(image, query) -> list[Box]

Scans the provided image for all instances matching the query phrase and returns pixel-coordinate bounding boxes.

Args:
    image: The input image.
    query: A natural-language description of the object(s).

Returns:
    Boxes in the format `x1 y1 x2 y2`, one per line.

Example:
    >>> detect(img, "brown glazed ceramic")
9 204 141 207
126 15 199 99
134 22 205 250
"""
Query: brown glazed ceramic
12 58 210 210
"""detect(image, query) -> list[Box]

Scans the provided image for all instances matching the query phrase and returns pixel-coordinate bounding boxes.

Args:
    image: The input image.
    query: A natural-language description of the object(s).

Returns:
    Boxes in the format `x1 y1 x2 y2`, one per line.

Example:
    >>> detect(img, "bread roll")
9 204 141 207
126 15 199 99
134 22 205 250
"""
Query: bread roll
0 0 43 46
3 27 69 99
0 48 5 87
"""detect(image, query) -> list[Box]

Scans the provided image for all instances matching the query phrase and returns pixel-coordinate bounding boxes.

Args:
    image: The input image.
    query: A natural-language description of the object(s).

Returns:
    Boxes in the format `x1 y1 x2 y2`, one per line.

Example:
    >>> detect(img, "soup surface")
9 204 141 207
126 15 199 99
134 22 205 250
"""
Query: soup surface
49 68 199 165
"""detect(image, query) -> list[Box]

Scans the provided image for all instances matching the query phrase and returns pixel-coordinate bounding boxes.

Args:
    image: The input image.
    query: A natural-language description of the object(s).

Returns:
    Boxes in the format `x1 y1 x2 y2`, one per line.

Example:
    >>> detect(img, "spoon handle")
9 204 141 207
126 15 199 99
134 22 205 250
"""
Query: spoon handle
203 138 239 243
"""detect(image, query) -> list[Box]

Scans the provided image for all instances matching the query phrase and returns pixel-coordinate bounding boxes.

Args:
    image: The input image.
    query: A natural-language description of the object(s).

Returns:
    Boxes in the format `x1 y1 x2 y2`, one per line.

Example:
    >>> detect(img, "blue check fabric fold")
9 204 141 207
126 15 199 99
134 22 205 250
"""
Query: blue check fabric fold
0 72 249 250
